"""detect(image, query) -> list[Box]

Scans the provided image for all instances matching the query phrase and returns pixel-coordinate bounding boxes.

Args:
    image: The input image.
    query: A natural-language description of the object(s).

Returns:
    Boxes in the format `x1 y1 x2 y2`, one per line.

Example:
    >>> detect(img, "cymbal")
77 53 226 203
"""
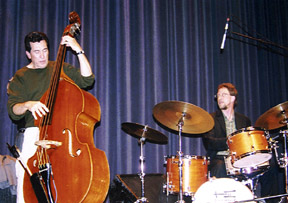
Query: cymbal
152 101 214 134
121 122 168 144
255 101 288 130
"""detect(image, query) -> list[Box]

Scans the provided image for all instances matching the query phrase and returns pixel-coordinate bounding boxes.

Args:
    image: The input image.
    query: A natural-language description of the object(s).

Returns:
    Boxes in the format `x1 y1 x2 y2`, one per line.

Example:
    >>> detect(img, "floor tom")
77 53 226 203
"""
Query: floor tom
164 155 208 196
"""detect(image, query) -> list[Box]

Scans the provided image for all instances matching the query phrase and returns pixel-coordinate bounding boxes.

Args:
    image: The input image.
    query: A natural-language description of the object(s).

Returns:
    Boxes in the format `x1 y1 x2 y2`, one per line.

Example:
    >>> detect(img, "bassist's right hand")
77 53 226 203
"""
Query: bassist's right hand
13 101 49 120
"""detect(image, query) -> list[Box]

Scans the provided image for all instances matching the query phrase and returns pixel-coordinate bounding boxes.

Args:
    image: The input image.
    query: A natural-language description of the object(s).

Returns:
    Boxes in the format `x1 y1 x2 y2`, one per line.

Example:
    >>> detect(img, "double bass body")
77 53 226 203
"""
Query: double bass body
23 12 110 203
24 77 110 203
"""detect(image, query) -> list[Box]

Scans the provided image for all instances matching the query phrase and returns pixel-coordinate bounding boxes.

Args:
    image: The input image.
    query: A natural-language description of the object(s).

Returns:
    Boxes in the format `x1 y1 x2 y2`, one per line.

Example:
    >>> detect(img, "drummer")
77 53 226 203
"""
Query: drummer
202 82 280 202
202 83 251 178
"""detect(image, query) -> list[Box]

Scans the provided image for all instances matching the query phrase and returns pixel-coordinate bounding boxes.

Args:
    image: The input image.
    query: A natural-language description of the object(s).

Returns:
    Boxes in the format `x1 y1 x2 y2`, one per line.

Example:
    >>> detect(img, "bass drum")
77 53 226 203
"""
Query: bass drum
193 178 255 203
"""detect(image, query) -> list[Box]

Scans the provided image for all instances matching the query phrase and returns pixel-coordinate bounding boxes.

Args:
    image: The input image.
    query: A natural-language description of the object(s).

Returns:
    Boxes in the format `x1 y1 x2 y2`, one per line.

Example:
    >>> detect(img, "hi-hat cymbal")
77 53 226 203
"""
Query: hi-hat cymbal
255 101 288 130
152 101 214 134
121 122 168 144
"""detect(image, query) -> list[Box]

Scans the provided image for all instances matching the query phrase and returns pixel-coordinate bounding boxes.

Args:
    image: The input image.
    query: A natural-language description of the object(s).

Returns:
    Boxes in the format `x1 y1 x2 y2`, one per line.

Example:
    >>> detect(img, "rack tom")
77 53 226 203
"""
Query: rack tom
224 156 270 179
227 127 271 168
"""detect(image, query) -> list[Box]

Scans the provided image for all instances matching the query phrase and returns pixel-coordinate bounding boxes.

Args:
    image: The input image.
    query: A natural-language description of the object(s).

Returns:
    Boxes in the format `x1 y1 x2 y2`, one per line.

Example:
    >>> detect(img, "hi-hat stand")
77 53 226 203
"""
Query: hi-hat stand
135 125 149 203
121 122 168 203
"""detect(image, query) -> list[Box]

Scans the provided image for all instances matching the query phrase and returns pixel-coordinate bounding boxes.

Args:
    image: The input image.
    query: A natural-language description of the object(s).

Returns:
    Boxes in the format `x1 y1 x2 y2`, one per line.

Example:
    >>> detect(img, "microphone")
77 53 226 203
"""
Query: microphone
220 18 230 51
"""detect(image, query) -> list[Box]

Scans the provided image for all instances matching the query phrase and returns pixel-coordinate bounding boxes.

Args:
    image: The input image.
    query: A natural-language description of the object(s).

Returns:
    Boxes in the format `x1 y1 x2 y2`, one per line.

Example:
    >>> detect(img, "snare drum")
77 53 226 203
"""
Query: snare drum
227 127 272 168
164 155 208 196
224 156 270 179
194 178 255 203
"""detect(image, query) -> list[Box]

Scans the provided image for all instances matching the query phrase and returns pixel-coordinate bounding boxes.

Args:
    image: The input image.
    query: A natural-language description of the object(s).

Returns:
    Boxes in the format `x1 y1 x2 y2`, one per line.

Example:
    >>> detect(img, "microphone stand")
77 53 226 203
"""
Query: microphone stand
230 31 288 51
220 17 288 56
227 30 288 57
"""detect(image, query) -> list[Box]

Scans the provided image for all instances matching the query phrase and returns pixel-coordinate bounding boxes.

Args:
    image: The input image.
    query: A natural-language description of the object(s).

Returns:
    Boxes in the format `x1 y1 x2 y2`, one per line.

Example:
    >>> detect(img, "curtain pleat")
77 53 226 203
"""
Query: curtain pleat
1 1 288 200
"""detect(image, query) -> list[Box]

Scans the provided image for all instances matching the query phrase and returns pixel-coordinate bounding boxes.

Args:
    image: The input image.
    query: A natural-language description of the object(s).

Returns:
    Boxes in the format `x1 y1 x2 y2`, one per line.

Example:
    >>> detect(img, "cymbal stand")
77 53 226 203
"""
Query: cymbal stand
135 125 149 203
281 130 288 195
270 129 288 202
176 112 186 203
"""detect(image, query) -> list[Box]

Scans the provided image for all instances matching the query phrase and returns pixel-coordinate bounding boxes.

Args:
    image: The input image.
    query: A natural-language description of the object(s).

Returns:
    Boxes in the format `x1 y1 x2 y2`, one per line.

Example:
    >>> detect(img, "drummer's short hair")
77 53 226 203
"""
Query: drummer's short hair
217 83 238 108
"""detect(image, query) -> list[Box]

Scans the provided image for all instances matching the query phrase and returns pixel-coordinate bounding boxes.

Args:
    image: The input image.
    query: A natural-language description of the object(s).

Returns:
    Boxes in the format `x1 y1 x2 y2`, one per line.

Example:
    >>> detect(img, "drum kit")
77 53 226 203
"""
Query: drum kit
121 100 288 203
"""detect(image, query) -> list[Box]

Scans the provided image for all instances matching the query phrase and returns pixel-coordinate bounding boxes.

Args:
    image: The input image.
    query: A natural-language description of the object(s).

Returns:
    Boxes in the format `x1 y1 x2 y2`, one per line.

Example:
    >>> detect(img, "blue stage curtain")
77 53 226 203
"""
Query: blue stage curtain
0 0 287 201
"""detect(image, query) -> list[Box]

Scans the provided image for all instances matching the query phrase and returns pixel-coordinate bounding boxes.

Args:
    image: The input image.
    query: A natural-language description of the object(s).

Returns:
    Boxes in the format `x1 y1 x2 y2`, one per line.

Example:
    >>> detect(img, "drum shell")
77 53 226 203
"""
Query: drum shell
227 127 271 167
224 156 270 179
194 178 255 203
164 155 208 196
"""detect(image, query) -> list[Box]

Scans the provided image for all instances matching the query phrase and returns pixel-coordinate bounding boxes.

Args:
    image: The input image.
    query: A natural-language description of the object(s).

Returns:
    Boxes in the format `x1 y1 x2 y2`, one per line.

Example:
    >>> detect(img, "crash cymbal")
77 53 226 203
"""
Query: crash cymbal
255 101 288 130
152 101 214 134
121 122 168 144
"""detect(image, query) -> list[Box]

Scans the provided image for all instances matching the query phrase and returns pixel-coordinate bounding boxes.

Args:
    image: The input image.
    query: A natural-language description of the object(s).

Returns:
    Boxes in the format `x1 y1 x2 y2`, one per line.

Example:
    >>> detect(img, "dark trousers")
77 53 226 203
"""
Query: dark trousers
209 155 228 178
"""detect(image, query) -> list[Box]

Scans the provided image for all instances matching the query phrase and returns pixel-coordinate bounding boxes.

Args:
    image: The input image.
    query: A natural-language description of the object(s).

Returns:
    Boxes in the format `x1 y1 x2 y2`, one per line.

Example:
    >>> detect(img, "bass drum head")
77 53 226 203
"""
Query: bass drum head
193 178 255 203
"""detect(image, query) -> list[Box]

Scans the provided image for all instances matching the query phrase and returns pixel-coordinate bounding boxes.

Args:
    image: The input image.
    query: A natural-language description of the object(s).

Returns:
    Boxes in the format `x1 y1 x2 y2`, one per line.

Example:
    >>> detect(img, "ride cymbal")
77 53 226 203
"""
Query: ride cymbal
152 101 214 134
255 101 288 130
121 122 168 144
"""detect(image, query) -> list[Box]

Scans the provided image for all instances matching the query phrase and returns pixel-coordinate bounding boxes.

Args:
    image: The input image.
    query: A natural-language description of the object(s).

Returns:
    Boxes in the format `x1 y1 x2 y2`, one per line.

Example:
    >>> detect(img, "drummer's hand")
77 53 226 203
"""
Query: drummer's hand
61 36 83 53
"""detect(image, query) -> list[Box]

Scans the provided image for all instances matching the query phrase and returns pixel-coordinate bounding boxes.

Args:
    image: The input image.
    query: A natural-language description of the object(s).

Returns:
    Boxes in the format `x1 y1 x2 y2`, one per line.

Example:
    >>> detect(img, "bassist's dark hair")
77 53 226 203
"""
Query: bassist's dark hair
24 32 50 52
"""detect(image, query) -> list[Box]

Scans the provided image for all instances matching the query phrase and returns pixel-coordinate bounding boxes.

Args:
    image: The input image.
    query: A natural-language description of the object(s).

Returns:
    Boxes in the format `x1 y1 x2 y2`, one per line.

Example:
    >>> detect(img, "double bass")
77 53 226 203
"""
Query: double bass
23 12 110 202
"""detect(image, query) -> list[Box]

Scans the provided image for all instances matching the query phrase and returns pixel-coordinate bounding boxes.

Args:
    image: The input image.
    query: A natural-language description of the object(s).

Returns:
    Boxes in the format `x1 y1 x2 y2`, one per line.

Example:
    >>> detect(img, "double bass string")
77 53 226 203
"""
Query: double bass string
30 42 68 203
37 43 67 165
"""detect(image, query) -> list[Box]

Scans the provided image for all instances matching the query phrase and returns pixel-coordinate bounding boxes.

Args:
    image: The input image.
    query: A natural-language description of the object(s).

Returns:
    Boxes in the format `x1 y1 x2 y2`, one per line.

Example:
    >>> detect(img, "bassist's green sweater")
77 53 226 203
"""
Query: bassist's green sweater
7 61 95 128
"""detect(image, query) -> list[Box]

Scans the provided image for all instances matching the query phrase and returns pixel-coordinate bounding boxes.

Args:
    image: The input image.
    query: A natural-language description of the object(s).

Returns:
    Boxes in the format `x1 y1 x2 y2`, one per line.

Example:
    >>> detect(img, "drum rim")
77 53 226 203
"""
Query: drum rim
228 126 266 137
224 156 270 177
163 185 195 197
164 155 207 159
232 150 272 161
232 151 272 168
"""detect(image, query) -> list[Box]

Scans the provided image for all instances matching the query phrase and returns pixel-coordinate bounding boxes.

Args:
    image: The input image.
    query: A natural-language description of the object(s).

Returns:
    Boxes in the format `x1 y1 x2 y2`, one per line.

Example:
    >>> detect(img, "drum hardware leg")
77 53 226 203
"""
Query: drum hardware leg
165 172 171 196
191 193 196 202
271 139 281 165
207 170 211 179
135 126 149 203
244 176 261 197
242 179 254 194
249 168 272 198
281 130 288 199
176 112 186 203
